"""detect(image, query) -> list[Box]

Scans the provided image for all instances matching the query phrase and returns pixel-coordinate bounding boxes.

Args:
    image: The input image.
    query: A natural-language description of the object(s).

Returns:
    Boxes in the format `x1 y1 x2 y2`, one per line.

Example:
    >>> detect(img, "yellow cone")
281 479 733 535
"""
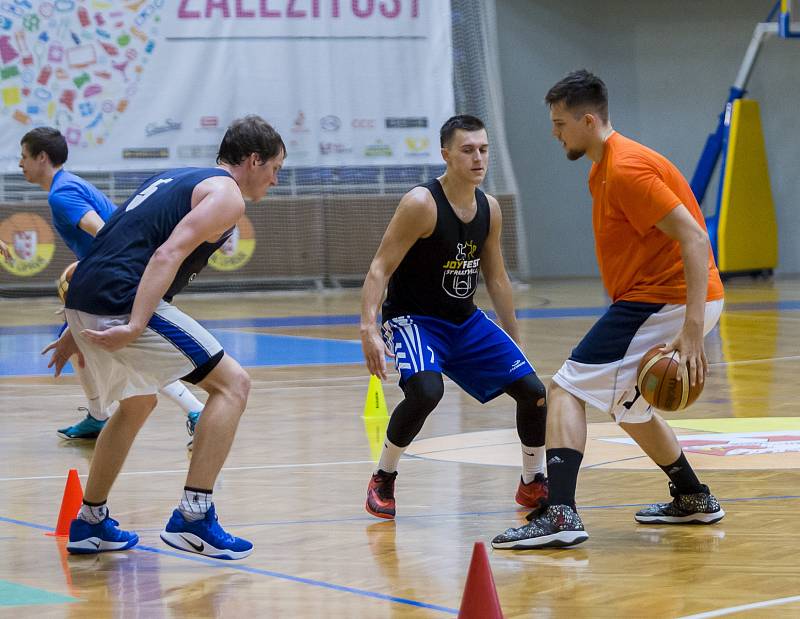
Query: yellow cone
363 375 388 418
362 375 389 462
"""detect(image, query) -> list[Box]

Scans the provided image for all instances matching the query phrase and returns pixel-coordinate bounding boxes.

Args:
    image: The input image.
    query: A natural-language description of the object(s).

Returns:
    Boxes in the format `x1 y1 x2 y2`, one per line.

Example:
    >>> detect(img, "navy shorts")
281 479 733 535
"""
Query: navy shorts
382 309 535 403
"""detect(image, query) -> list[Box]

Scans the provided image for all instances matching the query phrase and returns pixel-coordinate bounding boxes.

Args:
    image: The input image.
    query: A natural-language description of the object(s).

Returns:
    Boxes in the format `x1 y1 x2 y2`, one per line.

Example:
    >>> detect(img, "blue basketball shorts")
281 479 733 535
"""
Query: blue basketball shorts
382 309 535 403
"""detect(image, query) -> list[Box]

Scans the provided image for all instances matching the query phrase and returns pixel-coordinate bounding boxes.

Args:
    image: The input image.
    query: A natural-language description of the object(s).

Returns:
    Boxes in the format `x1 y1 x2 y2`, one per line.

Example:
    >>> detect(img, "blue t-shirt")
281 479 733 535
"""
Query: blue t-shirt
49 169 116 259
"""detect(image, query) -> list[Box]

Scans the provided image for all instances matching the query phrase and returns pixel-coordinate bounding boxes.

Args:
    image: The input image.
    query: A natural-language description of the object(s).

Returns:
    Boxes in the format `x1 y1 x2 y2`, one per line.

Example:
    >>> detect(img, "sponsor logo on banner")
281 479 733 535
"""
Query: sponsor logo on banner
177 144 218 159
319 142 352 155
320 115 341 131
145 118 182 136
209 214 255 272
404 137 430 157
291 111 309 133
123 147 169 159
0 213 55 276
352 118 376 129
199 116 219 128
386 117 428 129
364 140 392 157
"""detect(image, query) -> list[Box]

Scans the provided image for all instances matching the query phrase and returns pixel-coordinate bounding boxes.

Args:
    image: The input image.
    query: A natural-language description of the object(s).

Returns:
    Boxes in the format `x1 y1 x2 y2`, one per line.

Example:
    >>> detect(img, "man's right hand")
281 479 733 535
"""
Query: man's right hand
360 325 393 381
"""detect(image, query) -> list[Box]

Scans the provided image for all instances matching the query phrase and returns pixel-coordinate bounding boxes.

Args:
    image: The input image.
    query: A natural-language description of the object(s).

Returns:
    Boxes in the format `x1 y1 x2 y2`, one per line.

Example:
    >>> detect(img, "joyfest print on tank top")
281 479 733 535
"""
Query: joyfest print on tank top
442 240 479 299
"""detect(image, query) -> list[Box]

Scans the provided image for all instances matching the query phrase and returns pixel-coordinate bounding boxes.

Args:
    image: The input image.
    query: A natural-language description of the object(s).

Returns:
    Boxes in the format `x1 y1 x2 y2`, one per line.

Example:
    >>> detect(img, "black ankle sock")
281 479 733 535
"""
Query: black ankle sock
546 448 583 509
660 452 704 494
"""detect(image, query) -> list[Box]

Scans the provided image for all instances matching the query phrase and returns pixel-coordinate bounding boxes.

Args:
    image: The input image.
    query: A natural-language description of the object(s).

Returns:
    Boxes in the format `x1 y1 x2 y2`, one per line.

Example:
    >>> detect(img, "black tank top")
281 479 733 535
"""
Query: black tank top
382 178 491 324
66 168 233 315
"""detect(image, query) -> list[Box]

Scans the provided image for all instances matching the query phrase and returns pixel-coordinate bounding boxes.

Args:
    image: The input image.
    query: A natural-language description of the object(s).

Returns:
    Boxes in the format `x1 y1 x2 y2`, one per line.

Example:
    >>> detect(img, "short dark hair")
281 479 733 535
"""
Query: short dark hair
217 115 286 166
440 114 486 148
545 70 609 122
20 127 68 166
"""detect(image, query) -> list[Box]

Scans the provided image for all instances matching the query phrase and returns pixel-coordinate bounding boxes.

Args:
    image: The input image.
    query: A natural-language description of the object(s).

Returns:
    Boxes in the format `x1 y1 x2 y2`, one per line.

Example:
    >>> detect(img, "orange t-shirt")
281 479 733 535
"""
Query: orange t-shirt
589 132 724 304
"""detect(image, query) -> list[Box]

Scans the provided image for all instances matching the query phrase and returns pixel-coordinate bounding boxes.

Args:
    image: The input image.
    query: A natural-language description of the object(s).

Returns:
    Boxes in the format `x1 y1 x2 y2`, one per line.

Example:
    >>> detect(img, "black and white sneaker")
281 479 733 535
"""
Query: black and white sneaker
635 483 725 524
492 504 589 550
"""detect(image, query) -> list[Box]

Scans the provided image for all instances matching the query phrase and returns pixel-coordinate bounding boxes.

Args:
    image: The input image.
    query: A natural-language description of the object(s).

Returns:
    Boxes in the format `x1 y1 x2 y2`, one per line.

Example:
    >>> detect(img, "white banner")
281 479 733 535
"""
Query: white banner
0 1 453 171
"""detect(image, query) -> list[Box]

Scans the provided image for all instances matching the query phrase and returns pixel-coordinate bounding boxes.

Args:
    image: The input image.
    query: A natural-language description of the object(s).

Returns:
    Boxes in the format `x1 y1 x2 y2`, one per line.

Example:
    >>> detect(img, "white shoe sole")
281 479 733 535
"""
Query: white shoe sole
67 536 138 554
492 530 589 550
160 530 253 560
635 508 725 525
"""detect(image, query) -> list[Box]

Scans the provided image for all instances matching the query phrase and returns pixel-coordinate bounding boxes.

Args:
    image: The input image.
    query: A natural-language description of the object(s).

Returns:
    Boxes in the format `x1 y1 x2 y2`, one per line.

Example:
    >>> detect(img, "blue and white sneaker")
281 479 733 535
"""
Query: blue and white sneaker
186 410 201 450
66 516 139 555
160 504 253 560
57 408 107 440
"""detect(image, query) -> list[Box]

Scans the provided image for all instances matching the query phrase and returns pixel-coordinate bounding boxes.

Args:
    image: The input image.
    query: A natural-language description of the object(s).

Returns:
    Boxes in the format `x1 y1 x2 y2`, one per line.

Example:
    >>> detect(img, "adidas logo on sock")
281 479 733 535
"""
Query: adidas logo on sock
547 456 564 465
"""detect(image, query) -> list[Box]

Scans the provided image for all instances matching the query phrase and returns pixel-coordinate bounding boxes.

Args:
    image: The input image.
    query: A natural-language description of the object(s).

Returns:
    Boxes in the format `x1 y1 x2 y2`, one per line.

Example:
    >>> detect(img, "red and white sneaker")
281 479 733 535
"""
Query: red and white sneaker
515 473 549 509
365 470 398 519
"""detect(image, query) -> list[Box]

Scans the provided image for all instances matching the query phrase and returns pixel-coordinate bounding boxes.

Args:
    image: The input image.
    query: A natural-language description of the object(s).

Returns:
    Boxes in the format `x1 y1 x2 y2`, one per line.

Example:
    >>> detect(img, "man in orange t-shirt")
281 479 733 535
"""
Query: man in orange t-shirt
493 70 725 550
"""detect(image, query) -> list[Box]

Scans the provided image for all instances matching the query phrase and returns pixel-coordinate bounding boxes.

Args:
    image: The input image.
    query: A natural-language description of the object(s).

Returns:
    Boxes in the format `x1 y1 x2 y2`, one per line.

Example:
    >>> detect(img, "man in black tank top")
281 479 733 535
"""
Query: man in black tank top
42 116 285 560
360 115 549 520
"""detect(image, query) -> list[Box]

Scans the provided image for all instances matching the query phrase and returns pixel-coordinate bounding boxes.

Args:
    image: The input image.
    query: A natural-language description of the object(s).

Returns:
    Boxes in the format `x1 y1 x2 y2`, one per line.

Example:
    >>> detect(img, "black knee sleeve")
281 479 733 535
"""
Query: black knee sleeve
386 371 444 448
504 373 547 446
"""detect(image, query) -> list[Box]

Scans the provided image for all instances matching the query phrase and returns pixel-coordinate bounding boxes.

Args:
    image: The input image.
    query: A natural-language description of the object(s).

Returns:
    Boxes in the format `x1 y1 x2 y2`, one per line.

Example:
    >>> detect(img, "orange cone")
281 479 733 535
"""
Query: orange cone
46 469 83 537
458 542 504 618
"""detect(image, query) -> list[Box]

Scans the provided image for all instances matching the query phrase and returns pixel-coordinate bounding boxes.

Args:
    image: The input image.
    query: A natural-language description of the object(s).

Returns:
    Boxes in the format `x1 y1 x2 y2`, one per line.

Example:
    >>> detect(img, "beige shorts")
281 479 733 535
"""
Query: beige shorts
65 301 223 410
553 299 723 423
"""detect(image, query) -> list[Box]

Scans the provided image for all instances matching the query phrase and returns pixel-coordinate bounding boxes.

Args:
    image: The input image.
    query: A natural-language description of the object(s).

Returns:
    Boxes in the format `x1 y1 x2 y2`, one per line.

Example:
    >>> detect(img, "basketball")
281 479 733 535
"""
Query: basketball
56 261 78 304
636 346 703 411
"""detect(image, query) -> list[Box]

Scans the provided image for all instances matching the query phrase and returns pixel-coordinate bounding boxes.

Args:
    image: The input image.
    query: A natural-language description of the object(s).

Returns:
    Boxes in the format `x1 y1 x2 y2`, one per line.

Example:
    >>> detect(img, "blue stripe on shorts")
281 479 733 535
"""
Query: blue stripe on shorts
147 313 211 369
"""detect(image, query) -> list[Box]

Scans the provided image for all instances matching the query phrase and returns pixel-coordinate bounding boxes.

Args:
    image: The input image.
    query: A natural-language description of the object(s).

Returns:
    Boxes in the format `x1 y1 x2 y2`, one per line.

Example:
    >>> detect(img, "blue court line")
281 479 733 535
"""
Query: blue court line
0 515 458 615
3 298 799 336
1 330 364 377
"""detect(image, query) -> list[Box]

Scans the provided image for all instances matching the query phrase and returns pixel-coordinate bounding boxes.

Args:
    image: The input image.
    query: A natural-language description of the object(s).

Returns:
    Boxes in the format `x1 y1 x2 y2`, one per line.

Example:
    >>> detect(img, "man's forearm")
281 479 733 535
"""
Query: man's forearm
488 281 520 342
682 235 710 327
360 269 388 332
128 250 182 332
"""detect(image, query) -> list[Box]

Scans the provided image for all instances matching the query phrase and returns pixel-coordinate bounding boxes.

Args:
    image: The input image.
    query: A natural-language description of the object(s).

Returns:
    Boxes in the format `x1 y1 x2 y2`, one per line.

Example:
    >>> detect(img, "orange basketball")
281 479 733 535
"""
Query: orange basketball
56 261 79 304
636 346 703 411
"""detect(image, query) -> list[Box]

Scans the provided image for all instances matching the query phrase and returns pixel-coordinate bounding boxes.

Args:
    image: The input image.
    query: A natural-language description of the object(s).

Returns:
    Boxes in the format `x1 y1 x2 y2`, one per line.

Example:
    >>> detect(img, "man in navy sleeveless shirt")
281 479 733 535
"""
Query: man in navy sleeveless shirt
20 127 206 444
43 116 285 560
360 115 548 519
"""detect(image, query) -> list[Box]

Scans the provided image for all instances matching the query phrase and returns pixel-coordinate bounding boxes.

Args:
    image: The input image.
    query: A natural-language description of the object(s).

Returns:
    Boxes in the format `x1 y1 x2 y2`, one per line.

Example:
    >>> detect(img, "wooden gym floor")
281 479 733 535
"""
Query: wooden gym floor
1 277 799 618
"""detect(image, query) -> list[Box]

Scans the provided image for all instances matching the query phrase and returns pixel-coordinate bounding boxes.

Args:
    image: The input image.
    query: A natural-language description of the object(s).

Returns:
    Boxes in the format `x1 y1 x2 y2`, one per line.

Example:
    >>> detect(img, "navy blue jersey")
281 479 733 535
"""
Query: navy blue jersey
66 168 233 315
382 179 491 324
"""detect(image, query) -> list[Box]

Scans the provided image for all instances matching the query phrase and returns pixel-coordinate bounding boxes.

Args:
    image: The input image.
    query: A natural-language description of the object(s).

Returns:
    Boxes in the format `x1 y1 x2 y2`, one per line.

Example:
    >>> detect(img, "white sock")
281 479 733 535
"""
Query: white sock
179 487 212 522
74 362 110 421
78 502 108 524
376 438 405 474
84 398 109 421
160 381 204 415
522 443 546 483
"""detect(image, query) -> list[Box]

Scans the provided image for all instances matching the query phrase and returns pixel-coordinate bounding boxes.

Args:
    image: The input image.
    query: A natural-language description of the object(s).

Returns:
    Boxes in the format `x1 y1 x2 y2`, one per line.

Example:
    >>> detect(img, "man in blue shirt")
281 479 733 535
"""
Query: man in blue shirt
20 127 204 444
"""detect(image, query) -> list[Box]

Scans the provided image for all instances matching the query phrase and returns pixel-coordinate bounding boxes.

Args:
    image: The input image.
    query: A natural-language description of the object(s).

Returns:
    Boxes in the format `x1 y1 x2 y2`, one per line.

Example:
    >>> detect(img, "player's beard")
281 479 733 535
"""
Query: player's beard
566 149 585 161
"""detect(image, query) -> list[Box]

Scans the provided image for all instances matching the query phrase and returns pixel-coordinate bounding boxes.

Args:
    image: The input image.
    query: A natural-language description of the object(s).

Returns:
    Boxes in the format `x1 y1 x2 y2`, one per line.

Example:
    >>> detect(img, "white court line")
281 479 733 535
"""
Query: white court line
710 354 800 367
0 458 423 483
678 594 800 618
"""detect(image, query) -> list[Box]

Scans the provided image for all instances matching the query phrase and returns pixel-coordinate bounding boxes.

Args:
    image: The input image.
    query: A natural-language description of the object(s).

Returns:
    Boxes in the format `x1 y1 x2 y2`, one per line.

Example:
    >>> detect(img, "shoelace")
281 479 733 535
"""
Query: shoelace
376 477 395 500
